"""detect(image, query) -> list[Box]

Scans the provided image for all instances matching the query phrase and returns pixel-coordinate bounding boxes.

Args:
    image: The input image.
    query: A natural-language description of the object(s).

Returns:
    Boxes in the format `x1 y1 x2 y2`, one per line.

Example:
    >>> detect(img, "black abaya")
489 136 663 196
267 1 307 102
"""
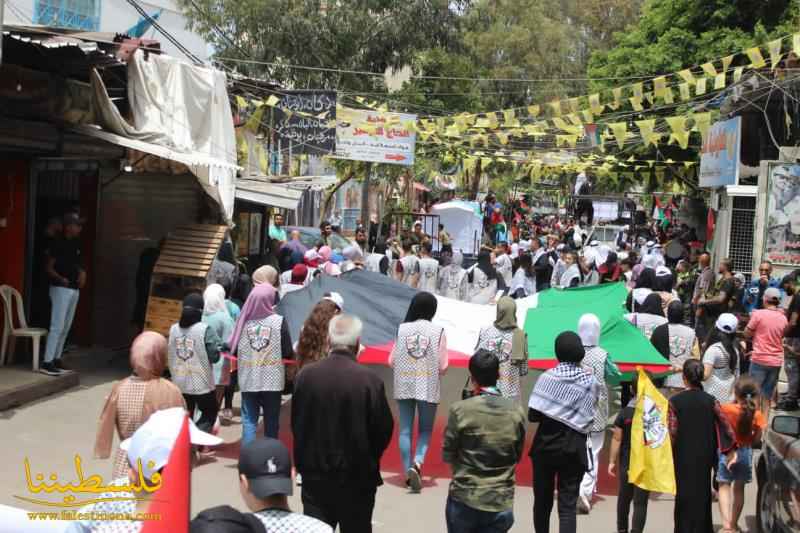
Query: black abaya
669 389 735 533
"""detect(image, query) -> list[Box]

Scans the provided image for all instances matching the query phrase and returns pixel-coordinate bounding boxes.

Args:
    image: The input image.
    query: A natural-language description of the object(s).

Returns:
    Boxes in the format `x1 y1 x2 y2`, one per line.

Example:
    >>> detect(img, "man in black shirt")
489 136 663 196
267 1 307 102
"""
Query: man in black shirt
697 258 736 344
32 216 63 328
41 213 85 375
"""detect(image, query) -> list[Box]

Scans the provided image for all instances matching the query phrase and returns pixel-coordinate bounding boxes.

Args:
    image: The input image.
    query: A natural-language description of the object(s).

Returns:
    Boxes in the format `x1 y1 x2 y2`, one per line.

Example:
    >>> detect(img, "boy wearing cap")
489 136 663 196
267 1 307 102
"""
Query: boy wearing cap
41 212 86 376
744 287 788 419
67 408 222 533
238 439 332 532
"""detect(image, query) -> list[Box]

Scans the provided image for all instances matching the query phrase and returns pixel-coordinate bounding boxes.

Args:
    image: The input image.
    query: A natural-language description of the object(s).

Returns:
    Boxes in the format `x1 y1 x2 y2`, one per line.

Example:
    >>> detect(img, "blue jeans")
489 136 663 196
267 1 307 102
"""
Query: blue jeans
446 495 514 533
717 446 753 484
397 399 437 473
784 349 800 402
749 362 781 399
44 287 80 363
241 390 282 444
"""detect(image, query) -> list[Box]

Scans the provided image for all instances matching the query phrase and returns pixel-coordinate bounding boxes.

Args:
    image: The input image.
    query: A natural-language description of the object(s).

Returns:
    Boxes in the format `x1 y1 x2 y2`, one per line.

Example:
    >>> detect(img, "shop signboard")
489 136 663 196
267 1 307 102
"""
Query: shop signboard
273 91 336 155
335 107 417 166
764 162 800 266
699 116 741 187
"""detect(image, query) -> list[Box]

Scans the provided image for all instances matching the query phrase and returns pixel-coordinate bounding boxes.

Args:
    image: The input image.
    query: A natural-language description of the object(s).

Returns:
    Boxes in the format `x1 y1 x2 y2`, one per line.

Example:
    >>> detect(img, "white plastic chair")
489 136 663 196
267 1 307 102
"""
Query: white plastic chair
0 285 47 371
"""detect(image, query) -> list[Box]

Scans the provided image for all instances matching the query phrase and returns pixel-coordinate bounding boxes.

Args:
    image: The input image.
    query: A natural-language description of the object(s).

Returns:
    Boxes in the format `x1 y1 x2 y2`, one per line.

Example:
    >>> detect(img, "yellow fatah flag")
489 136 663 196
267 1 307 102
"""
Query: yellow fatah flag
628 368 676 494
663 87 674 105
608 122 628 149
635 119 659 148
265 95 280 107
609 88 623 110
746 47 767 69
632 82 644 100
629 97 644 112
722 55 735 73
733 66 745 83
678 69 695 86
768 38 784 69
653 76 667 98
549 100 562 116
679 83 691 101
693 112 712 142
588 93 604 115
714 72 726 90
794 34 800 57
695 77 707 96
527 105 541 117
701 62 717 78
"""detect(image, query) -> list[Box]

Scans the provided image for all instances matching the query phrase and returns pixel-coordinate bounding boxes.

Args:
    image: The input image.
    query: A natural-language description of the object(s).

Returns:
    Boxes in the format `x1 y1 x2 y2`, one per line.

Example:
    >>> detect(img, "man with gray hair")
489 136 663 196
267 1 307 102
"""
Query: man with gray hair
291 314 394 533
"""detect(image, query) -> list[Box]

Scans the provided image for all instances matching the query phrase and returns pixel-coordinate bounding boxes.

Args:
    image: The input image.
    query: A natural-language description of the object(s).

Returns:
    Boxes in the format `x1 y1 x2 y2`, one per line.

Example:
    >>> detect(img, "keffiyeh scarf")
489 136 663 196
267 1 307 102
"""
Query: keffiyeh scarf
528 363 597 433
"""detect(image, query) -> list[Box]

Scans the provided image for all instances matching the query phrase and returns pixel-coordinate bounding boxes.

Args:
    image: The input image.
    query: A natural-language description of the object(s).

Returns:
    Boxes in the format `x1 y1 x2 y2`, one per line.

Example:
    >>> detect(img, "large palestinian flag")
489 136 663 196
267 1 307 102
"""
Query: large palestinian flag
276 270 670 373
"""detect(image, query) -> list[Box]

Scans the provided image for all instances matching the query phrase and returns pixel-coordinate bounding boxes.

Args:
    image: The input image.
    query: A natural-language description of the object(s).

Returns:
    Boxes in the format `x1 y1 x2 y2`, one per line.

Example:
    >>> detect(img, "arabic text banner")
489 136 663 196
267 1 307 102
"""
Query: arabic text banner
699 116 741 188
335 107 417 166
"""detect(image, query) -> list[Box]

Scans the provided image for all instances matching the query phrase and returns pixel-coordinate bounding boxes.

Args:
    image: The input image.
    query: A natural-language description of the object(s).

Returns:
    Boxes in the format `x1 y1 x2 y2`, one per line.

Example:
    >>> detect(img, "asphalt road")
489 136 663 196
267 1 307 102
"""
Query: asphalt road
0 356 760 532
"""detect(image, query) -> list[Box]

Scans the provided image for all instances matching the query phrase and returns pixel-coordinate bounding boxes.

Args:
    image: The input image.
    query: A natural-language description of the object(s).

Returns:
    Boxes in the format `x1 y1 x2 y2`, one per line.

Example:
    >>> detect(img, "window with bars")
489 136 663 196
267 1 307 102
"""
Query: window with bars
728 196 756 276
34 0 101 31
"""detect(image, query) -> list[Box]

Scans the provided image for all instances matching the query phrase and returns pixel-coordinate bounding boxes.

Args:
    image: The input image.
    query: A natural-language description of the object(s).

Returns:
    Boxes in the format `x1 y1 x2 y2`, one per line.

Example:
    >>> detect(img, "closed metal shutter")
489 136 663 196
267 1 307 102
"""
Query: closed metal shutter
93 172 204 348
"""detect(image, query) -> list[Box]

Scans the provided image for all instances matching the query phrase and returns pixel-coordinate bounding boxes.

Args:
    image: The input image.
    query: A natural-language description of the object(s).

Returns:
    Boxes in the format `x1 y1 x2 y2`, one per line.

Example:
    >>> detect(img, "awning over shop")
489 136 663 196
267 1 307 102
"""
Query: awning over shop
235 179 304 210
71 124 241 171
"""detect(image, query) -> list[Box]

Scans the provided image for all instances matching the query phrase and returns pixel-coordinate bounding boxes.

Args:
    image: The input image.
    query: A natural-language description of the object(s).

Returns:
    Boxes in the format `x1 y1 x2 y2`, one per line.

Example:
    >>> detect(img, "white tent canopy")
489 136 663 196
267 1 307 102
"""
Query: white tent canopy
430 200 483 255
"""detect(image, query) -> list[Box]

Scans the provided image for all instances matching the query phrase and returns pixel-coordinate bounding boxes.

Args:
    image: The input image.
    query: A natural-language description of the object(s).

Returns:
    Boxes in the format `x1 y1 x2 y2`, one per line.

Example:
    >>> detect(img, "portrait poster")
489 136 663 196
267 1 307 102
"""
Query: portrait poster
764 163 800 265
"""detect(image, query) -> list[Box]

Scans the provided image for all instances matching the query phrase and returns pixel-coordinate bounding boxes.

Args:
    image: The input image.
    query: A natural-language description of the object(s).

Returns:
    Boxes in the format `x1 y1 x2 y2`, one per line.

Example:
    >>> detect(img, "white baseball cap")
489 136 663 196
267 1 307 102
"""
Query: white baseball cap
120 407 222 479
715 313 739 334
323 291 344 310
655 265 672 277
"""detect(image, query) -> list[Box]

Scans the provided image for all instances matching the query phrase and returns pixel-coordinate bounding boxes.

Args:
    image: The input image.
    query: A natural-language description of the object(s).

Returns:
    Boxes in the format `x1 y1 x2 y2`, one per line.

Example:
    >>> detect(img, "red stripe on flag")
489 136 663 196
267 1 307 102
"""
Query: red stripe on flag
141 415 190 533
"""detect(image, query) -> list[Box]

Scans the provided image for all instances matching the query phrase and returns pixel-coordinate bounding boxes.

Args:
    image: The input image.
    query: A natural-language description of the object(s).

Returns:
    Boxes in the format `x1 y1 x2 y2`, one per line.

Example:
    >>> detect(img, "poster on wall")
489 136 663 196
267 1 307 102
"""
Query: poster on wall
699 116 741 188
764 163 800 265
335 106 417 166
249 213 262 255
236 213 250 257
273 91 336 155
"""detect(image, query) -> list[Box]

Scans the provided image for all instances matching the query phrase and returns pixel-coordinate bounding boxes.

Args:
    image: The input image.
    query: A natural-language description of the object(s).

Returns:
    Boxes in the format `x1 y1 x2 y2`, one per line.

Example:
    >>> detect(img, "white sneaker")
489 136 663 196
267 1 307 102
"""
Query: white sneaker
577 495 591 514
296 473 302 486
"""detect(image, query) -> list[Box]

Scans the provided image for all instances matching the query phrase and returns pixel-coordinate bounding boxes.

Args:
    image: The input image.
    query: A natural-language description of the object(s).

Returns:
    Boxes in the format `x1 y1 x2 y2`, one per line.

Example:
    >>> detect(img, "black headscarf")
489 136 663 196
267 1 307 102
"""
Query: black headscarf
179 293 204 328
217 241 235 264
555 331 585 363
475 250 498 281
636 268 656 290
605 251 618 266
640 293 664 316
666 300 683 324
231 274 252 307
404 291 438 323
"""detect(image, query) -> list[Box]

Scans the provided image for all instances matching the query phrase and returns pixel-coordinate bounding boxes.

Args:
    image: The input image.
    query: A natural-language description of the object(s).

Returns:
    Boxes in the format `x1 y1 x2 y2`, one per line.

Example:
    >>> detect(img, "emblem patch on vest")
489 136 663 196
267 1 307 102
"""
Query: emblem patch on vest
486 335 512 362
175 336 195 362
405 333 431 359
247 323 272 351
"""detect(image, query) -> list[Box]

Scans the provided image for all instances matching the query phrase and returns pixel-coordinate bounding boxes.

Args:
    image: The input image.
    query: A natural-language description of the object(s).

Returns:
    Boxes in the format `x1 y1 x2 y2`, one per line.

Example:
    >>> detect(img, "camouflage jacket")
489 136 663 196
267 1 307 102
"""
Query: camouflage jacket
442 389 527 512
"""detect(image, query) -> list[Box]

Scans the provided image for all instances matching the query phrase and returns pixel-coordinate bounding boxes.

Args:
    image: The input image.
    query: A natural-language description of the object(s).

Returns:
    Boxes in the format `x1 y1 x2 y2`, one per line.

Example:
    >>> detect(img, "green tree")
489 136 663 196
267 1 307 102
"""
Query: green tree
179 0 468 92
588 0 800 86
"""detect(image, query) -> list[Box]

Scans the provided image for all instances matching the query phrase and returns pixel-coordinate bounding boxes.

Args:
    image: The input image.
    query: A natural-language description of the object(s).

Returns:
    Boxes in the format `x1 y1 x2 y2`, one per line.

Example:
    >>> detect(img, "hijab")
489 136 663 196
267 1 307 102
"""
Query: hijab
639 292 664 316
636 268 656 290
229 284 277 355
179 293 204 329
495 296 527 362
578 313 601 347
666 300 684 324
319 246 333 262
217 241 235 264
130 331 168 380
253 265 279 286
203 284 229 317
94 332 185 461
475 250 498 281
404 291 438 322
555 330 585 363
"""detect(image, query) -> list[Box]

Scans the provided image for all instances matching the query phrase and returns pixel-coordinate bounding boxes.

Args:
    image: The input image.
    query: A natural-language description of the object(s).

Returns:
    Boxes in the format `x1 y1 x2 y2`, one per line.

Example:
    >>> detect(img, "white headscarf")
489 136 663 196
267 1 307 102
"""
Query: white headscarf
203 284 229 317
574 172 588 195
578 313 601 347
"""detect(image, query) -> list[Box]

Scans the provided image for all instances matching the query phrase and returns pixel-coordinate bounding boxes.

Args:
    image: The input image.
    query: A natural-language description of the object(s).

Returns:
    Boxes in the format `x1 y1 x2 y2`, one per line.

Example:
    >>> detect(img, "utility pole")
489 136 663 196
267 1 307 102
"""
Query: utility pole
361 162 372 229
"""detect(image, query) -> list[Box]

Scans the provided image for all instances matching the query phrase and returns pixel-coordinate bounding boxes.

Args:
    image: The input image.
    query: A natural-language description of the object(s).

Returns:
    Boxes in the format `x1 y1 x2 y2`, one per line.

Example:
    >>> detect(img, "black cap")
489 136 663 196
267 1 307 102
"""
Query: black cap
238 438 293 498
190 505 266 533
63 212 84 226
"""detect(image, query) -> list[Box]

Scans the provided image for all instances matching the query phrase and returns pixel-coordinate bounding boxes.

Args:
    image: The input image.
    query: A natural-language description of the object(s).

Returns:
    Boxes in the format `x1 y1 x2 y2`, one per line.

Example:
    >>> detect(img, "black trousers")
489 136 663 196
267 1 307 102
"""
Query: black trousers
302 479 376 533
183 391 218 433
532 455 584 533
617 470 649 533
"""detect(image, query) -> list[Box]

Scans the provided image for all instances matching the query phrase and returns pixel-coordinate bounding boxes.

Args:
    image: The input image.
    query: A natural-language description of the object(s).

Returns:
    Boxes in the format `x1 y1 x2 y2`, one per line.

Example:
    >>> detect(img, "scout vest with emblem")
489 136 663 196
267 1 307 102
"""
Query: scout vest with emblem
399 255 419 286
476 325 521 399
392 320 444 403
168 323 213 395
237 315 285 393
438 265 467 301
468 268 497 305
365 253 386 274
664 323 697 388
418 258 440 292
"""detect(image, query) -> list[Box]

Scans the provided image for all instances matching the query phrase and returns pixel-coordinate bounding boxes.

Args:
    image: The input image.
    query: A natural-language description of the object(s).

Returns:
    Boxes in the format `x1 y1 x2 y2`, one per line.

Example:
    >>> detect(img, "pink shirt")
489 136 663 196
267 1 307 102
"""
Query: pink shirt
747 308 788 367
